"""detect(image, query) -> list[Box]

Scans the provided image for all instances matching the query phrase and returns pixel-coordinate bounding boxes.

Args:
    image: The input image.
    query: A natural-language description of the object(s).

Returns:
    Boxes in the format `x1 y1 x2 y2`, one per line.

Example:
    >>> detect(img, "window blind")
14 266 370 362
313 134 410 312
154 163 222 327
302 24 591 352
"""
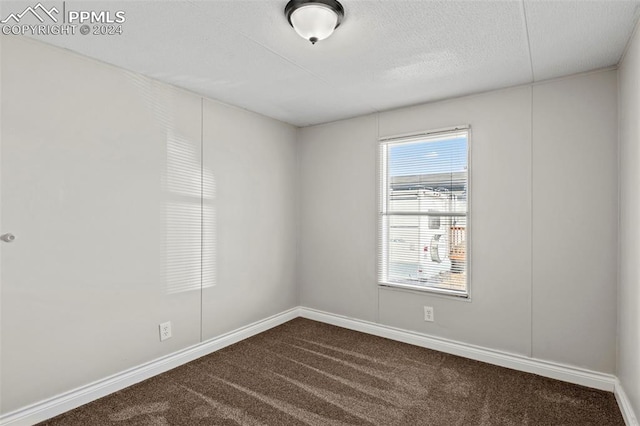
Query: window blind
378 127 469 296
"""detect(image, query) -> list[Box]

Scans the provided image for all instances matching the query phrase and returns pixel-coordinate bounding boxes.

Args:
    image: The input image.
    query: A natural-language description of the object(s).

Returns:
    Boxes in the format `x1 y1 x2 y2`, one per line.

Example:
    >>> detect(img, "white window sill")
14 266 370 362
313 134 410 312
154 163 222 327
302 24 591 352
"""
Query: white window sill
378 282 470 300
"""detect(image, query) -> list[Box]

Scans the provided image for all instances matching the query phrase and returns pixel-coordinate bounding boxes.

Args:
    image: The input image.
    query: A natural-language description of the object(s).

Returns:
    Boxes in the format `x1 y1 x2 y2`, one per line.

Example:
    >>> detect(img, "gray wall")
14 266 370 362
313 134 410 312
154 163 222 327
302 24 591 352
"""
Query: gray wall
532 72 618 372
618 24 640 421
298 115 379 322
201 99 298 338
0 37 298 414
299 70 619 373
0 35 625 416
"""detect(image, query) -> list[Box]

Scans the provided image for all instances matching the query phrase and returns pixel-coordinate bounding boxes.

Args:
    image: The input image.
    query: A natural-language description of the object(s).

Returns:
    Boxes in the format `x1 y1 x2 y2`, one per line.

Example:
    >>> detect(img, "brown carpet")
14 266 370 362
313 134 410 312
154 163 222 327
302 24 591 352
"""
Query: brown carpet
40 318 624 425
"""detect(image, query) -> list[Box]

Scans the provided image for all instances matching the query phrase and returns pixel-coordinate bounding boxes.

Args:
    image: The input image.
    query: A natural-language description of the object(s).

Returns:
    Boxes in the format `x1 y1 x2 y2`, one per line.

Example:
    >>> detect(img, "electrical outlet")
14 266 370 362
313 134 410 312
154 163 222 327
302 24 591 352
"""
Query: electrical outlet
424 306 434 322
159 321 172 341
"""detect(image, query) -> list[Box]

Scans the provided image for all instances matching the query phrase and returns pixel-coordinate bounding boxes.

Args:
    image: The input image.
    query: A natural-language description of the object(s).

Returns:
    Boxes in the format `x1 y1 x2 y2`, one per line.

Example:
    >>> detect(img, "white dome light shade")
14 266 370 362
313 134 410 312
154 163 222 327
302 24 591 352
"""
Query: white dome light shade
285 0 345 45
291 5 338 44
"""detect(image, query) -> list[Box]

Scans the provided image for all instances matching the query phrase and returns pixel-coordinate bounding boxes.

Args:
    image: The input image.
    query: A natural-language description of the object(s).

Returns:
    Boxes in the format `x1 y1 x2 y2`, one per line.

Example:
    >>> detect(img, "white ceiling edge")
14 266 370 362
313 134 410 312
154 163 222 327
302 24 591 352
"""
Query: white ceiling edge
2 0 638 128
619 8 640 64
0 34 625 133
9 35 303 126
293 66 622 129
9 35 623 131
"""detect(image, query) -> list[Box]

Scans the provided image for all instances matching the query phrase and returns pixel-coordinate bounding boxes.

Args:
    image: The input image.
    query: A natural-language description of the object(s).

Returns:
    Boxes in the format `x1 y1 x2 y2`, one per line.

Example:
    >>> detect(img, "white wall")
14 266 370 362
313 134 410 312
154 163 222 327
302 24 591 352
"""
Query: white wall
0 37 298 414
298 115 379 322
201 100 298 338
0 34 625 417
618 23 640 421
532 72 618 372
299 70 619 373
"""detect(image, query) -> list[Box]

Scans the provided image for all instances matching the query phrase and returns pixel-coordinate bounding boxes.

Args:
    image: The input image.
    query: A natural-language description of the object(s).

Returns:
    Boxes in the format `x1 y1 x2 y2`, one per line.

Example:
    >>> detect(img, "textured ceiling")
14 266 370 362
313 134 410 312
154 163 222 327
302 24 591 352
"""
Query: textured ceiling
2 0 639 127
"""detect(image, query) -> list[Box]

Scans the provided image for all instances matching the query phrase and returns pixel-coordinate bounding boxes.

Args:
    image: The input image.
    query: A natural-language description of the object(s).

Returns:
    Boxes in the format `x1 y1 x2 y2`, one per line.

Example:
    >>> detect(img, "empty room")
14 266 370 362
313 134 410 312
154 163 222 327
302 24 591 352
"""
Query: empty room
1 0 639 425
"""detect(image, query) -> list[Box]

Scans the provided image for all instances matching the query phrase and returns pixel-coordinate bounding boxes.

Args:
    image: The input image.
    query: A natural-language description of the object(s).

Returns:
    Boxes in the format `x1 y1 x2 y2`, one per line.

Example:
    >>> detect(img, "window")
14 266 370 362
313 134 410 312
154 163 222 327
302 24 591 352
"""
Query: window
378 127 469 297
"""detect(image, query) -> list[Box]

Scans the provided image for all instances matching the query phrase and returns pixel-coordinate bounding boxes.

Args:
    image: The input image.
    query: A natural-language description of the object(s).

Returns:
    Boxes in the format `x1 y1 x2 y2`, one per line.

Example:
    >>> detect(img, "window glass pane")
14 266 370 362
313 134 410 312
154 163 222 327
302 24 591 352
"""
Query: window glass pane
380 130 468 296
388 215 421 281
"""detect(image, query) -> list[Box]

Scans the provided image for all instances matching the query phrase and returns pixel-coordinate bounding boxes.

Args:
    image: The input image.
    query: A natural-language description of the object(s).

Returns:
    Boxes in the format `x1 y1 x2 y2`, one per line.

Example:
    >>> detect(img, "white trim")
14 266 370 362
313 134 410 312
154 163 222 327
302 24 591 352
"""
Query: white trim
1 306 627 425
615 379 640 426
378 125 469 143
298 307 617 392
377 127 471 299
0 307 300 426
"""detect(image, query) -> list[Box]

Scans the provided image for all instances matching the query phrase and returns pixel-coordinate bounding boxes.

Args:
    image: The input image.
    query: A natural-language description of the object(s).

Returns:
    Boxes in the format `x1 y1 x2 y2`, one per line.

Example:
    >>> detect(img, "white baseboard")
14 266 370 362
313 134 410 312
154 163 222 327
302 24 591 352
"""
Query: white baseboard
615 380 639 426
298 307 617 392
1 306 627 426
0 307 300 426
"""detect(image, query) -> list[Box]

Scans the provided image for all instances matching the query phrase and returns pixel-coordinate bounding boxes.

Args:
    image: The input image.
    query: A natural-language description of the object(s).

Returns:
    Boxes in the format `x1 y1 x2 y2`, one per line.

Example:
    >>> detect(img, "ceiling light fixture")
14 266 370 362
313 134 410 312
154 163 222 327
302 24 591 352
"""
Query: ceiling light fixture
284 0 345 45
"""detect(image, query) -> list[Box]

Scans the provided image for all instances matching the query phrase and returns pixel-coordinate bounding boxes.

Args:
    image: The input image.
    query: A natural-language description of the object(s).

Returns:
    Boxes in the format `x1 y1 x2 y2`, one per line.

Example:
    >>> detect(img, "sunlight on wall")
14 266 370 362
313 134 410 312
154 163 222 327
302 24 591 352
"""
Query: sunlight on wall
203 167 216 289
131 74 216 295
163 131 204 294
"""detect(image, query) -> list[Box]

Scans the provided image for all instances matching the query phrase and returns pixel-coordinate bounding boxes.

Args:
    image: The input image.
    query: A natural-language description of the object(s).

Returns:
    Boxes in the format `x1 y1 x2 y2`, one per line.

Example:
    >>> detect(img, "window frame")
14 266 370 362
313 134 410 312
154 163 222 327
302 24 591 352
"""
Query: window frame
377 125 472 299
